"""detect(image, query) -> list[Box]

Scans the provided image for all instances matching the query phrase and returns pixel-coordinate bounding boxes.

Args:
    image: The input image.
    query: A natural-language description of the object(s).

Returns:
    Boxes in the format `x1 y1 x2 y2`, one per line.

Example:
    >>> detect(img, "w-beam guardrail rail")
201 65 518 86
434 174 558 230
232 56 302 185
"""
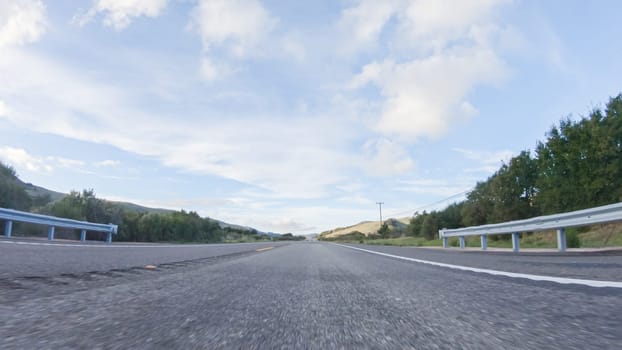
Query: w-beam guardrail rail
439 202 622 252
1 207 118 243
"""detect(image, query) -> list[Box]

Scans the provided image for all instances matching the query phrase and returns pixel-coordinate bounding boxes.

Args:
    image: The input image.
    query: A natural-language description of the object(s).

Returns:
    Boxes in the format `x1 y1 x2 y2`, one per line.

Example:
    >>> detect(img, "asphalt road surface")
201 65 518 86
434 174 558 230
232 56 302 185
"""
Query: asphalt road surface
1 240 621 349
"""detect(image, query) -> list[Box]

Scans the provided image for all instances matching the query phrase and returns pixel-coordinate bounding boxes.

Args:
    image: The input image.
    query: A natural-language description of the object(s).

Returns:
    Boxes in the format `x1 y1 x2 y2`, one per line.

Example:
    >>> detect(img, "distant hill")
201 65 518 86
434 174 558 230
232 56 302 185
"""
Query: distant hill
108 201 173 214
1 161 266 235
19 178 175 215
20 181 66 202
319 217 410 239
214 220 276 236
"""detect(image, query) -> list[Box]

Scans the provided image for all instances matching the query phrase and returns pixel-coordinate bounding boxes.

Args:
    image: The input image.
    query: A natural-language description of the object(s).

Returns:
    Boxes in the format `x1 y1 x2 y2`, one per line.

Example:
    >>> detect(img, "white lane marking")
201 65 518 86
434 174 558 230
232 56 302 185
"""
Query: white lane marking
0 240 272 249
335 244 622 289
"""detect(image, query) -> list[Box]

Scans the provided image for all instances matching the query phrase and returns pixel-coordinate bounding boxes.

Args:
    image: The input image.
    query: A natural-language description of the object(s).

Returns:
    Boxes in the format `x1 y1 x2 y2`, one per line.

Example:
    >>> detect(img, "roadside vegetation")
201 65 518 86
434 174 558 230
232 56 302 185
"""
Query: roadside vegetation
0 164 274 243
319 94 622 248
322 224 622 249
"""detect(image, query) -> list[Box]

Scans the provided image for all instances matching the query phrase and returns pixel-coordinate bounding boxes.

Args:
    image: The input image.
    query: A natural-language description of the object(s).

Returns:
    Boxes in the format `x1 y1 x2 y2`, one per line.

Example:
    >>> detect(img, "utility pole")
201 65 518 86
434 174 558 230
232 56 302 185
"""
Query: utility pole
376 202 384 228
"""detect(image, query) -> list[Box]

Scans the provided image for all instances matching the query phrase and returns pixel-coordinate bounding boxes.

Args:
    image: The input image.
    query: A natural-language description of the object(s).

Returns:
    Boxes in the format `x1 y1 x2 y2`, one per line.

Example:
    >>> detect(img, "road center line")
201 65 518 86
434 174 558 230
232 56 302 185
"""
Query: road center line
255 247 274 252
335 243 622 289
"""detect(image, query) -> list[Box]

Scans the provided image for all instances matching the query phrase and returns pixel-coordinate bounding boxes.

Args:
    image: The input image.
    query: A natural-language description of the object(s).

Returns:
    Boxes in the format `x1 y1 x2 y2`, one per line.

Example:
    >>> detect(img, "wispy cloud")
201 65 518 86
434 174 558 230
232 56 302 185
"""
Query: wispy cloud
343 0 510 140
0 46 362 199
93 160 120 168
0 0 47 48
188 0 277 80
398 178 473 197
0 99 8 116
452 147 514 173
1 0 574 235
0 146 85 173
73 0 168 30
0 146 53 173
337 0 399 53
362 138 414 176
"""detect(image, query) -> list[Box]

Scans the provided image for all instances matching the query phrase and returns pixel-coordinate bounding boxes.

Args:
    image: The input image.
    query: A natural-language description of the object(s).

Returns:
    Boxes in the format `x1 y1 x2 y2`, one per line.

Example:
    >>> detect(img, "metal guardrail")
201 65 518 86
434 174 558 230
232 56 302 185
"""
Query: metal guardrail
438 202 622 252
1 207 118 243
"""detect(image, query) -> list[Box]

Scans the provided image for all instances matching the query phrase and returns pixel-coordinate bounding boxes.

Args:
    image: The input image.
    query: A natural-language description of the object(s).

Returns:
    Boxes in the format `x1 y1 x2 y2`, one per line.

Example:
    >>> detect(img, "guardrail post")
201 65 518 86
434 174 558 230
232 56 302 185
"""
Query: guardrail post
459 236 465 249
4 220 12 238
557 228 567 252
106 232 112 244
511 232 519 252
80 229 86 242
442 237 448 248
48 226 55 240
480 234 487 250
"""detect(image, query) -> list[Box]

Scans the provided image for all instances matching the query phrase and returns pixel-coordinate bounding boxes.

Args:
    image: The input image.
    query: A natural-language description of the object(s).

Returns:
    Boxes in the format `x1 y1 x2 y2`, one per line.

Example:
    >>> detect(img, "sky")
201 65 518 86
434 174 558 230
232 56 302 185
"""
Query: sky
0 0 621 234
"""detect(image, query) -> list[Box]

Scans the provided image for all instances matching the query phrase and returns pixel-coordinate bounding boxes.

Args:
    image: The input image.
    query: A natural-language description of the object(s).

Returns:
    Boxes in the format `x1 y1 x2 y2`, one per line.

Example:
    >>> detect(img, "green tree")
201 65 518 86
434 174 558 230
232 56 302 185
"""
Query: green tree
0 162 32 210
460 181 493 226
377 222 389 239
421 211 440 240
439 202 463 229
487 151 539 223
407 211 426 237
535 94 622 213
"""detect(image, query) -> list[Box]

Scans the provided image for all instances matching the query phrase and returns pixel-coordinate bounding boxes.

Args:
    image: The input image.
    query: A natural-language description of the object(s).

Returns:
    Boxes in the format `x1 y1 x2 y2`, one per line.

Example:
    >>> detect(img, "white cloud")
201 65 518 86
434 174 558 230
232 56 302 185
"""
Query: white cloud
190 0 276 57
150 117 355 199
352 48 506 138
0 99 8 116
0 147 130 178
280 32 305 62
74 0 167 30
51 157 85 168
398 179 472 198
344 0 510 140
337 194 374 206
0 146 53 173
338 0 400 52
0 1 528 234
261 218 316 233
0 47 360 200
362 138 414 176
453 147 514 173
199 56 238 81
397 0 507 52
94 160 120 168
189 0 277 80
236 205 373 234
0 0 46 48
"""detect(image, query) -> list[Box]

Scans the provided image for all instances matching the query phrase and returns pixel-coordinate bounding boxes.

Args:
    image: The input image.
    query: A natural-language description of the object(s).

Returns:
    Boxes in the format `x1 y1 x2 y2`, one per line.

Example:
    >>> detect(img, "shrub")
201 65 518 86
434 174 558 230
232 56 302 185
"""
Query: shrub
566 230 581 248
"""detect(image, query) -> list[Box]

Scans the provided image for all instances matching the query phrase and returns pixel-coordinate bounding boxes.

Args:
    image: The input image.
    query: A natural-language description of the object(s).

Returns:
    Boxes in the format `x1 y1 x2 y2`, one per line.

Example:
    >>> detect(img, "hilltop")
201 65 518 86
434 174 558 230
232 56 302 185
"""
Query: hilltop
319 217 410 240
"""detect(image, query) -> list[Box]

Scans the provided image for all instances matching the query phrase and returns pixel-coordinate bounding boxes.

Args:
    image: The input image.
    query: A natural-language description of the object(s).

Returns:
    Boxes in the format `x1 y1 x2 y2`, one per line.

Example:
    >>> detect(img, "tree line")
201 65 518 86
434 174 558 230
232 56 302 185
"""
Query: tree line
408 93 622 239
0 168 267 242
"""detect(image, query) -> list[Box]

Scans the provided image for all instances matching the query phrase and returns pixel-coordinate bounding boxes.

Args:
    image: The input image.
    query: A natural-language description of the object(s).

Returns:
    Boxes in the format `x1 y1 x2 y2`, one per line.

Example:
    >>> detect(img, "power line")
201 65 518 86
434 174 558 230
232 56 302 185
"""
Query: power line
384 190 471 218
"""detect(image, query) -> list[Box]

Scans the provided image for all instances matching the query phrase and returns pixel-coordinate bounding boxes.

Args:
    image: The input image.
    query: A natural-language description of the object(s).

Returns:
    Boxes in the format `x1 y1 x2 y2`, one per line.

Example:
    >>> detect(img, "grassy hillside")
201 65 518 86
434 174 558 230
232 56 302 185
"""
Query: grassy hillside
20 181 65 202
108 201 173 214
319 217 409 240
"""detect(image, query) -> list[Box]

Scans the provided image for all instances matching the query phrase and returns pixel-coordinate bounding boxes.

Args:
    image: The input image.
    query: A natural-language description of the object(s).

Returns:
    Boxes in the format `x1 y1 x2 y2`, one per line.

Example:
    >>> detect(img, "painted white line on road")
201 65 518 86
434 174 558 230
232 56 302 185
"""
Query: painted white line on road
335 244 622 289
0 240 271 248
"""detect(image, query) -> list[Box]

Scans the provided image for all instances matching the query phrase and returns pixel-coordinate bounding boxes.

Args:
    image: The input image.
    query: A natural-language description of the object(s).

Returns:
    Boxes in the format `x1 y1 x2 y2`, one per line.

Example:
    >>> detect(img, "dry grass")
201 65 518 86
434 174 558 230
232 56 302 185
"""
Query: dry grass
342 223 622 249
579 223 622 247
320 217 410 239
